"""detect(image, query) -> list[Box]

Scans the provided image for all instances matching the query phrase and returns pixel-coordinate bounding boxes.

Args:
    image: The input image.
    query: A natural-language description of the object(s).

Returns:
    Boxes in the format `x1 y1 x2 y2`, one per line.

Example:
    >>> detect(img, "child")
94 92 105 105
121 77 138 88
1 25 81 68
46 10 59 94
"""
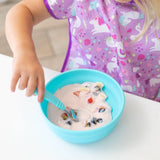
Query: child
5 0 160 102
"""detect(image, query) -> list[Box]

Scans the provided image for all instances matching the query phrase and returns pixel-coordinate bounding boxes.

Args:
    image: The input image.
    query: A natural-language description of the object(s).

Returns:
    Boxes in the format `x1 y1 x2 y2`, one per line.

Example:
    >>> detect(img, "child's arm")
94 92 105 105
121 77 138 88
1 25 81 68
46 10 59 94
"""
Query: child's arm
5 0 51 102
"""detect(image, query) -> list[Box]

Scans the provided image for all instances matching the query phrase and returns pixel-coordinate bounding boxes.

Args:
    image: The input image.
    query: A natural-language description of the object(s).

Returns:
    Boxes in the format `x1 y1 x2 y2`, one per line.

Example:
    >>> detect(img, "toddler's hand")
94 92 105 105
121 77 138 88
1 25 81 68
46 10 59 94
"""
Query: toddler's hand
11 54 45 102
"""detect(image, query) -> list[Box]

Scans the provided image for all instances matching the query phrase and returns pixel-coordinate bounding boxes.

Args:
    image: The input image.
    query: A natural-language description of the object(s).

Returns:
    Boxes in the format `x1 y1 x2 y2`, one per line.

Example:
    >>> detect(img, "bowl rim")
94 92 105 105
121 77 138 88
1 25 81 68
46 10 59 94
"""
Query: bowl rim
40 68 125 133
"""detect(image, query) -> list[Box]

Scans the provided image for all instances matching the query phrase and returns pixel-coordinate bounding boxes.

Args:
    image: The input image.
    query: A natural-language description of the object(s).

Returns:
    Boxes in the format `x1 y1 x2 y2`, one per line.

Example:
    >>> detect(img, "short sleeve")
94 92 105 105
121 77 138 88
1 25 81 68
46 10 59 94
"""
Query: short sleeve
43 0 76 19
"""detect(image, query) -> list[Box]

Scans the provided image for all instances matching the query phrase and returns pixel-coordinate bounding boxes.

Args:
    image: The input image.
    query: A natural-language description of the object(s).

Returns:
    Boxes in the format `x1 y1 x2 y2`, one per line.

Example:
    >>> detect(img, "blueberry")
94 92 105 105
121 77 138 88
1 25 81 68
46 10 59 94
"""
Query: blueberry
93 86 102 96
85 121 91 127
99 108 106 113
92 90 100 96
91 117 97 125
66 121 72 125
85 85 89 88
94 86 101 91
97 118 103 123
87 122 91 127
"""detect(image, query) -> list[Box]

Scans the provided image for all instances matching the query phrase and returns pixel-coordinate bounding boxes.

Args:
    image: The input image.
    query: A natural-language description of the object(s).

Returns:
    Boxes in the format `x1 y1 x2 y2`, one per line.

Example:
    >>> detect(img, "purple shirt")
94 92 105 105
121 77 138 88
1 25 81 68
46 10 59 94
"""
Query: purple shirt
44 0 160 102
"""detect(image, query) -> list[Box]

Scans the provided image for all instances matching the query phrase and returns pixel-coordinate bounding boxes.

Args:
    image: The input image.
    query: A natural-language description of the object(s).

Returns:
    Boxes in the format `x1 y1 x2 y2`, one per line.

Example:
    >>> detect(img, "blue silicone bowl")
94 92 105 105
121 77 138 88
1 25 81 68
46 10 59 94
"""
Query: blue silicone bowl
40 69 125 144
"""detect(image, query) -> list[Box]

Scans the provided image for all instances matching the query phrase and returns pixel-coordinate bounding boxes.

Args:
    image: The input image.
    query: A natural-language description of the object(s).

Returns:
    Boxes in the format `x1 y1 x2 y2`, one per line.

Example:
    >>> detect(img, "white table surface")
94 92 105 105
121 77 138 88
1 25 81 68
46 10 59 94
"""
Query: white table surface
0 54 160 160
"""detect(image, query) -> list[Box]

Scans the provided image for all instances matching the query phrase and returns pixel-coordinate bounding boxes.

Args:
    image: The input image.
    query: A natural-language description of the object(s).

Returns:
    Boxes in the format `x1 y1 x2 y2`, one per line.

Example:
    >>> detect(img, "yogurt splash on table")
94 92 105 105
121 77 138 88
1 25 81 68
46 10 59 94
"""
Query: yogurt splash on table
47 82 112 130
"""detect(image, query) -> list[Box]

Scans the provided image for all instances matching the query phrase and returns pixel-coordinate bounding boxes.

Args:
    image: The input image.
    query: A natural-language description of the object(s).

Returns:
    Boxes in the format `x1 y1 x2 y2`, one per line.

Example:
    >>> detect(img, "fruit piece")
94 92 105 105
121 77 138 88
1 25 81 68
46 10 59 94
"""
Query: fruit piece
66 121 72 125
84 121 91 127
98 106 106 113
99 92 107 99
92 84 102 96
88 97 93 103
95 82 104 88
92 90 100 96
97 118 103 123
61 112 68 120
94 86 102 92
80 87 89 91
91 117 97 125
96 82 104 88
73 91 81 97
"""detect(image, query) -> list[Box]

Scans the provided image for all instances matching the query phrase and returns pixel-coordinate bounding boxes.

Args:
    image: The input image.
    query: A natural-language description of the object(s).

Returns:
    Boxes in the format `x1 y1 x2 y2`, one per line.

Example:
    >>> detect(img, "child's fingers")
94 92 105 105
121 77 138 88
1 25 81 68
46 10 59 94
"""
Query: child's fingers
26 75 37 97
37 74 45 103
18 74 28 90
10 72 20 92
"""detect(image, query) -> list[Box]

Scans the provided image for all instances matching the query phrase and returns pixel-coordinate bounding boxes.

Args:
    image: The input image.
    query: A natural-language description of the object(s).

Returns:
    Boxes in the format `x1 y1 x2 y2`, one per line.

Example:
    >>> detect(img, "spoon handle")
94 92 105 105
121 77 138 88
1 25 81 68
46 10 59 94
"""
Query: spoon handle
34 88 65 111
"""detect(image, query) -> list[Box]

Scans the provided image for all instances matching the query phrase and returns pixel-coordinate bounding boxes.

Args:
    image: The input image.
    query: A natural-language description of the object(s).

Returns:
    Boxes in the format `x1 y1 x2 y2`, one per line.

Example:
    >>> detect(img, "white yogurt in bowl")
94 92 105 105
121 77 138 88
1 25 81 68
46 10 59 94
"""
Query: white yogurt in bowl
47 82 112 130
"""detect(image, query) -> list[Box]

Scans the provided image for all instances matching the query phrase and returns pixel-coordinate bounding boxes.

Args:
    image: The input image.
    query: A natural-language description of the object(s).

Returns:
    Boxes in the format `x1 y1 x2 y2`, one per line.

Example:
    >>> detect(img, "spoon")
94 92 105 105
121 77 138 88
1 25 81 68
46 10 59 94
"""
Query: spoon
34 88 79 122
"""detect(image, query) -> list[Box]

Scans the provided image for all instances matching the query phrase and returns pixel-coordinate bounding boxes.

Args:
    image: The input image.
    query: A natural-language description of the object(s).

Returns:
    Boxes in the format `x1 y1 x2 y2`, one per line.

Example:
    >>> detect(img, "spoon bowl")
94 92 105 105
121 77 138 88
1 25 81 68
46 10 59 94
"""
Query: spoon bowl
34 88 78 122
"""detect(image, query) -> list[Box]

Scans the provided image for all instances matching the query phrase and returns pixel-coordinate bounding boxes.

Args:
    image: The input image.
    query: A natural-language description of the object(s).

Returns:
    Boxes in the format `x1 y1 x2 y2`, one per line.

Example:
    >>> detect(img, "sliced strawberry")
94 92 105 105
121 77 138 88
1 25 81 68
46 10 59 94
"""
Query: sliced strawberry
61 112 68 120
73 91 81 97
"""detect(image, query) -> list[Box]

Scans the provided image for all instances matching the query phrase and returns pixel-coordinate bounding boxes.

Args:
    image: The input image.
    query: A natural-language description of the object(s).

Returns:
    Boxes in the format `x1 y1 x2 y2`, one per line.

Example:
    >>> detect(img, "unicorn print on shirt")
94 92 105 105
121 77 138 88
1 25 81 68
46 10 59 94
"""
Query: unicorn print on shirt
107 57 119 73
150 75 160 87
89 17 110 34
150 38 160 52
130 23 142 41
119 11 140 26
68 57 84 69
